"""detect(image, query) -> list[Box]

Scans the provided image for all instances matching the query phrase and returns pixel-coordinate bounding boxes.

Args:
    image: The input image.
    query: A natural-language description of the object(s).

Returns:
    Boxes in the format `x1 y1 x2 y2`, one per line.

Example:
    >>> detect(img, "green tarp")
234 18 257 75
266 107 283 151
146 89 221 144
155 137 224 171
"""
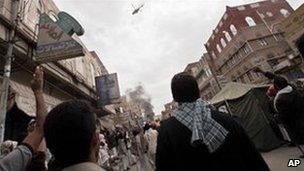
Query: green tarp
211 83 282 152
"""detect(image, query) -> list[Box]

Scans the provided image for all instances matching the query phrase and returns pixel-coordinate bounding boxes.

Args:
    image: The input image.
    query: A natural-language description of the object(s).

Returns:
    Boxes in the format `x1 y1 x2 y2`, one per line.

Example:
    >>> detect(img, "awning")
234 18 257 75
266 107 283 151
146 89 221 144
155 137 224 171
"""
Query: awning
210 82 267 104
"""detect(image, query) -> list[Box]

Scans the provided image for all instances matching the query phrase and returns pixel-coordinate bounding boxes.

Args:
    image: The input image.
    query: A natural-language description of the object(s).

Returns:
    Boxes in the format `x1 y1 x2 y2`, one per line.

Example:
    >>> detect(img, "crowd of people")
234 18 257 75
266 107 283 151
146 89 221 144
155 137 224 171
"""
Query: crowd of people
0 66 304 171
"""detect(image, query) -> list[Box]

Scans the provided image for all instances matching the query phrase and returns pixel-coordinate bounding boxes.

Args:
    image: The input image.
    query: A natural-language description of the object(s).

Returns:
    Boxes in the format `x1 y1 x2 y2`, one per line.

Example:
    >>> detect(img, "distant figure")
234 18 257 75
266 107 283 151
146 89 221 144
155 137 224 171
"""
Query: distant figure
156 72 269 171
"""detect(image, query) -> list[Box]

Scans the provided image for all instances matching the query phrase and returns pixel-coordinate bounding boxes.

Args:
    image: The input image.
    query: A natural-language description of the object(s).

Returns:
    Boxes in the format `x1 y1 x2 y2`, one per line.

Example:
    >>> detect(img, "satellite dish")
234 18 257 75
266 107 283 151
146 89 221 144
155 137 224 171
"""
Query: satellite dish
56 11 85 36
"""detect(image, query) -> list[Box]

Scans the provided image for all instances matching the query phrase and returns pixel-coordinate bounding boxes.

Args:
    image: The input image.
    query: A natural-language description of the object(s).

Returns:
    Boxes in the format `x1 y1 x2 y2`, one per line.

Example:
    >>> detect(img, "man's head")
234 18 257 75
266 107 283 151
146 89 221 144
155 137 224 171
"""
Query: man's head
44 100 99 168
171 72 200 103
273 76 288 90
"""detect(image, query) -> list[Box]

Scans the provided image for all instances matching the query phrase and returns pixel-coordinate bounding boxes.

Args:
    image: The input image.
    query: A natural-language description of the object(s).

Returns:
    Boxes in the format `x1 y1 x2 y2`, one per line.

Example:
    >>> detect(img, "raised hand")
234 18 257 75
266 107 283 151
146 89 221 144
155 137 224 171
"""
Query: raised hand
31 66 44 93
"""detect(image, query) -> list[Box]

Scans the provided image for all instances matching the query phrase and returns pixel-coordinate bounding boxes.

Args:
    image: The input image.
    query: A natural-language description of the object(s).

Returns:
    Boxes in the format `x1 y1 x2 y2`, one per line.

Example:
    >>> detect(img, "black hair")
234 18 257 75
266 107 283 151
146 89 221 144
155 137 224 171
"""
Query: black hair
171 72 200 103
143 123 150 132
44 100 96 168
273 76 288 90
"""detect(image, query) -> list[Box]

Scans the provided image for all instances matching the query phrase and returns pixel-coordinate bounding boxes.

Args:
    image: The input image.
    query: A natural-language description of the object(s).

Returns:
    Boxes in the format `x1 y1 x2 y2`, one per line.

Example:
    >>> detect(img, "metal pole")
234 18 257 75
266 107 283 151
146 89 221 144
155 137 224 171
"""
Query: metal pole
256 10 278 41
0 0 20 143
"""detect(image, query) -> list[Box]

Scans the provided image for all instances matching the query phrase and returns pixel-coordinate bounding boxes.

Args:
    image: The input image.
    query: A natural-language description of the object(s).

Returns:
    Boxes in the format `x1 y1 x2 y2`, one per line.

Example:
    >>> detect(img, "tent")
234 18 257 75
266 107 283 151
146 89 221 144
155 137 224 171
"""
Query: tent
210 82 282 152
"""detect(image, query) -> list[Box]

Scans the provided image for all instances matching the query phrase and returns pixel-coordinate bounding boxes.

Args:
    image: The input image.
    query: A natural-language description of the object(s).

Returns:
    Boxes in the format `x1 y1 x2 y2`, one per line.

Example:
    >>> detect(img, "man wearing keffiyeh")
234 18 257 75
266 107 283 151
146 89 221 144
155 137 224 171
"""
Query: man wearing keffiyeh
156 72 269 171
173 99 228 152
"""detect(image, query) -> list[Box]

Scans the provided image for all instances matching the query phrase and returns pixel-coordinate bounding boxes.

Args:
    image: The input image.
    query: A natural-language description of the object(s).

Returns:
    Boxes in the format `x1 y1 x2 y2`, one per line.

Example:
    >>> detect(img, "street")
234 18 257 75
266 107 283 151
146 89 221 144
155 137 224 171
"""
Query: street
262 146 304 171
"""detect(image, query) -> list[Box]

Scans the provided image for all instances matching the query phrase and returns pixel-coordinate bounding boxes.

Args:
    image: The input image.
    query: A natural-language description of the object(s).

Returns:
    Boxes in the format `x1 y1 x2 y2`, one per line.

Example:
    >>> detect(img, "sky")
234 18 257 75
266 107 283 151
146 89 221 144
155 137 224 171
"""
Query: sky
53 0 303 115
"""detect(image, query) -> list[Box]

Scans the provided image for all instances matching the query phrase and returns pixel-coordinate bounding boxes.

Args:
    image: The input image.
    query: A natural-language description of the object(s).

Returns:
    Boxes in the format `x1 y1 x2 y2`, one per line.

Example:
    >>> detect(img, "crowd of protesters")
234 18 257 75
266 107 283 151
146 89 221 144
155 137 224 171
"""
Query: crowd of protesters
0 67 158 171
1 66 304 171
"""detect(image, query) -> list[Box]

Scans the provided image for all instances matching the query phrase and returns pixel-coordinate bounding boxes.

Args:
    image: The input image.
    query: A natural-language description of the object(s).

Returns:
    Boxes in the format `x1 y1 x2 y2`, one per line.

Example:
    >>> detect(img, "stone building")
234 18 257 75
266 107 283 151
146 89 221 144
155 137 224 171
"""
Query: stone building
183 54 221 101
204 0 303 86
0 0 112 116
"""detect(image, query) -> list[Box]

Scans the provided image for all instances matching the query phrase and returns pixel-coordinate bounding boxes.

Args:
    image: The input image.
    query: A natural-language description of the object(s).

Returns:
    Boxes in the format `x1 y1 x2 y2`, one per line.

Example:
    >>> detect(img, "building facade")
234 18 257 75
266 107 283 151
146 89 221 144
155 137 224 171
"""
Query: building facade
204 0 303 87
0 0 111 116
183 54 221 101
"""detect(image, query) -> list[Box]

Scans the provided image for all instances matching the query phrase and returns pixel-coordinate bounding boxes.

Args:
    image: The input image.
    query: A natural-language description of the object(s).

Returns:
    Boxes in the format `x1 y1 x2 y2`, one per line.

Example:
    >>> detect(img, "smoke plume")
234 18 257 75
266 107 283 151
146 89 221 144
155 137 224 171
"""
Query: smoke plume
126 85 155 120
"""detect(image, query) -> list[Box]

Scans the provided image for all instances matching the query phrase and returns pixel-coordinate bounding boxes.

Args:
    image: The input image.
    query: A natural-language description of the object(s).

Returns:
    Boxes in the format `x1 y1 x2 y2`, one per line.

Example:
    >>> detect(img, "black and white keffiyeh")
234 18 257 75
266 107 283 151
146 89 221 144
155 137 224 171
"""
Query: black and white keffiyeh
173 99 229 153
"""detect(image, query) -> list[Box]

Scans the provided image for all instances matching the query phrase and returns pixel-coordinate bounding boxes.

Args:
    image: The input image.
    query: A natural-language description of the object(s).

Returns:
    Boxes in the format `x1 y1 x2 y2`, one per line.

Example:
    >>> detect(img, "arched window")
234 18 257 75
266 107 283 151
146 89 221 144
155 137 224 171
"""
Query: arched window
245 16 256 27
280 9 290 18
216 44 222 53
220 38 227 48
211 51 216 59
230 24 237 36
224 31 232 42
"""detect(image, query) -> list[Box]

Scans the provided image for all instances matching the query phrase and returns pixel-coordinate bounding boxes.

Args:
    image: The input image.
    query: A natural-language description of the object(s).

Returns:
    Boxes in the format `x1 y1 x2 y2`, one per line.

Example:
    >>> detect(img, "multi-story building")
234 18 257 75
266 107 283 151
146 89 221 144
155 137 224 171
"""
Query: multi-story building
0 0 112 116
183 54 221 101
204 0 303 86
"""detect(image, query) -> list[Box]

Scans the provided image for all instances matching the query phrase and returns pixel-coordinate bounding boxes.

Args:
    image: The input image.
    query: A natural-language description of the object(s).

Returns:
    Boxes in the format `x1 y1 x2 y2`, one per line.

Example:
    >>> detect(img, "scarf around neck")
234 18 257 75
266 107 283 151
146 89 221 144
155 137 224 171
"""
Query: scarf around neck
274 85 293 112
173 99 229 153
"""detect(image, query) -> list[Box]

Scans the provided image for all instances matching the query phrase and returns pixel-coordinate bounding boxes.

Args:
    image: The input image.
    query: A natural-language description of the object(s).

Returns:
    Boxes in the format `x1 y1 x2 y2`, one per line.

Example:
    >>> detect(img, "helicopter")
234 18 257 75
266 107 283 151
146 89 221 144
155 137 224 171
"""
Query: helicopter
132 3 144 15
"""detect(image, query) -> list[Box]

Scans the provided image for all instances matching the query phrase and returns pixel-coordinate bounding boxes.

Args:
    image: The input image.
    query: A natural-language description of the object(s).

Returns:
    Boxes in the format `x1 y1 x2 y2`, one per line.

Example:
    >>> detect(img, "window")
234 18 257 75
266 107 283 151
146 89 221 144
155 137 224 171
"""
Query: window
223 13 228 20
90 64 96 86
211 51 216 59
259 13 265 18
221 38 227 48
49 11 58 22
215 28 219 33
268 59 279 67
217 44 222 53
259 38 268 46
243 44 251 54
224 31 232 42
231 75 236 82
266 12 273 17
206 68 212 77
230 24 237 36
206 42 210 47
219 21 223 27
250 3 260 8
247 72 253 81
212 34 215 40
280 9 290 18
245 17 256 27
237 6 245 11
76 58 84 76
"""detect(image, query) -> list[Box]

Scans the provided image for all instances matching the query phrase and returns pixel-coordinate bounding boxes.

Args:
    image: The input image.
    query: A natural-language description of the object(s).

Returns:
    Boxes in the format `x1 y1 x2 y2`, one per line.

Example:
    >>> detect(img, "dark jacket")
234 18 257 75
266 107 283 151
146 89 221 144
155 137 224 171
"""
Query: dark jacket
276 90 304 144
156 111 269 171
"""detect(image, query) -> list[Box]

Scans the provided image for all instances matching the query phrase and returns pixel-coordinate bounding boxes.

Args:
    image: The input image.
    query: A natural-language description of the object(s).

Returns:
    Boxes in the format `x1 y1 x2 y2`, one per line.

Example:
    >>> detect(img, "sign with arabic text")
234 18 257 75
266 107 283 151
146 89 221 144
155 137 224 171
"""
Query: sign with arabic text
35 13 84 62
96 73 121 107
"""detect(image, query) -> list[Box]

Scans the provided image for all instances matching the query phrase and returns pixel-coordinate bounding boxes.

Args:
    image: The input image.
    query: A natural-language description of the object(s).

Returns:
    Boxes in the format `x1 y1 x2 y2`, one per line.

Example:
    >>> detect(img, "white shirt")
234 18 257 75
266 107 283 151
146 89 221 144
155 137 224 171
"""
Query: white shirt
144 129 158 154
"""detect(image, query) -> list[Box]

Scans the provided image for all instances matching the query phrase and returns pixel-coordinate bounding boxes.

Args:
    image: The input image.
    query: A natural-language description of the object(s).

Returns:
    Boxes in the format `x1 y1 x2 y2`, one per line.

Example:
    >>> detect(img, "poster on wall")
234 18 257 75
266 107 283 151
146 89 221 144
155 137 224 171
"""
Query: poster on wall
35 12 84 62
96 73 121 107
